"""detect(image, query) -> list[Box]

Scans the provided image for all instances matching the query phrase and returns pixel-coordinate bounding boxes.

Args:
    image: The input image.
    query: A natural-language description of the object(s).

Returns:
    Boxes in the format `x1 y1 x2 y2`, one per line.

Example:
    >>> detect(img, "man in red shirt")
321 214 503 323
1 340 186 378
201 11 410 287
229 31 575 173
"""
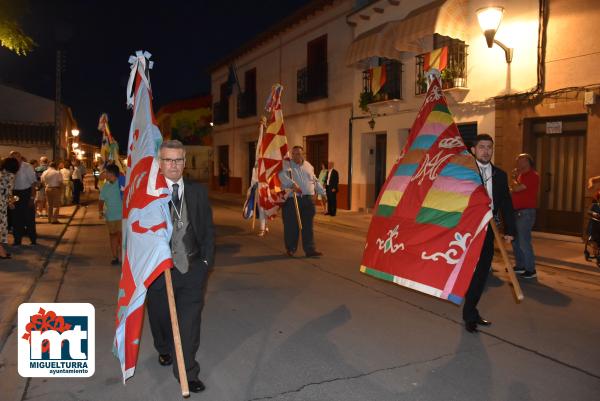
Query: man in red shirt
511 153 540 278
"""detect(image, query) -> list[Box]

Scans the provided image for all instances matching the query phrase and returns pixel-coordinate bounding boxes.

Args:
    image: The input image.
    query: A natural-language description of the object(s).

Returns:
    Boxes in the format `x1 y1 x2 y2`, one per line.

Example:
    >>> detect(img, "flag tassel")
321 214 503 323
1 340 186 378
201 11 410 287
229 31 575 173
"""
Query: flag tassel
489 219 524 302
164 269 190 397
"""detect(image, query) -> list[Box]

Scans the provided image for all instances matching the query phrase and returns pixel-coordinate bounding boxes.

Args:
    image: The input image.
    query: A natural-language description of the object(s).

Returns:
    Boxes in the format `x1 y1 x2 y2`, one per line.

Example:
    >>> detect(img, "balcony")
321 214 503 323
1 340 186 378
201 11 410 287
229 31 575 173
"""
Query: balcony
0 122 54 145
360 60 403 113
297 63 328 103
415 37 468 95
237 91 257 119
213 100 229 125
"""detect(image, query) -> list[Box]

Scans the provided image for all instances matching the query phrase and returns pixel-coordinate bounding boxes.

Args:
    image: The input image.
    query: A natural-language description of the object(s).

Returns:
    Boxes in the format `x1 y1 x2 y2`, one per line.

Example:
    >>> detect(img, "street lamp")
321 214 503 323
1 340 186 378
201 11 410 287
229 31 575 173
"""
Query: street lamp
72 142 79 149
71 128 80 137
476 6 513 64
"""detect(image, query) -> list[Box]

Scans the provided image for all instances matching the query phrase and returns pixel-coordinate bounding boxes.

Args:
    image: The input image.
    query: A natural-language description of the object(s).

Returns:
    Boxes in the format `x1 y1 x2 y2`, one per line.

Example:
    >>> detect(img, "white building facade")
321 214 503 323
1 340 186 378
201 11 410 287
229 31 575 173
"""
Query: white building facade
211 0 600 236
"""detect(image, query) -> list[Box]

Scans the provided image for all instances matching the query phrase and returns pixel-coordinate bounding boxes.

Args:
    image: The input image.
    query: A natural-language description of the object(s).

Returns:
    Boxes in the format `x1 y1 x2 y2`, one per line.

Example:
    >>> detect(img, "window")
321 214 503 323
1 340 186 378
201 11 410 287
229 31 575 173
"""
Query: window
361 58 402 109
213 82 229 125
415 34 468 95
298 35 328 103
237 68 257 118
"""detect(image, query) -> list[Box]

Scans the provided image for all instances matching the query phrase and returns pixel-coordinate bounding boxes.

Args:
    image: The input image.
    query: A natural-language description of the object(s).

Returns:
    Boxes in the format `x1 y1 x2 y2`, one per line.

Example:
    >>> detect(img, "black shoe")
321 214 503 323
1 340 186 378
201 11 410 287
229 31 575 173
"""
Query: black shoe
305 250 323 257
158 353 172 366
513 266 526 274
521 271 537 279
477 317 492 326
465 321 478 333
286 250 295 257
188 379 206 393
0 254 11 259
111 258 120 265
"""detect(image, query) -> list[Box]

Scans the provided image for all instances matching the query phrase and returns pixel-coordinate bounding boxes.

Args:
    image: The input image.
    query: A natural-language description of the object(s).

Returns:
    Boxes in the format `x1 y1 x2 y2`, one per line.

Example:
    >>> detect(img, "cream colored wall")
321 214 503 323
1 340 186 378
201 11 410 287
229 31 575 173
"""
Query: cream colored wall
210 0 356 193
545 0 600 90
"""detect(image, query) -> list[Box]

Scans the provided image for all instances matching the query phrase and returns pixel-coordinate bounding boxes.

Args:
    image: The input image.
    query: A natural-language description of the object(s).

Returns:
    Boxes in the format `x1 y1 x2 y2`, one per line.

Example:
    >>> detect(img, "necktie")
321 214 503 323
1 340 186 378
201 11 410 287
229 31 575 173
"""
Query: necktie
172 183 180 209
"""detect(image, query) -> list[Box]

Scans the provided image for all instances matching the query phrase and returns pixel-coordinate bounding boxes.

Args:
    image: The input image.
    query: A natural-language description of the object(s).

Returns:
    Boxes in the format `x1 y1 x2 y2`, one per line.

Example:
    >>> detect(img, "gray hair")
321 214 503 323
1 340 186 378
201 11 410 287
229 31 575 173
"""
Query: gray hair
160 139 186 155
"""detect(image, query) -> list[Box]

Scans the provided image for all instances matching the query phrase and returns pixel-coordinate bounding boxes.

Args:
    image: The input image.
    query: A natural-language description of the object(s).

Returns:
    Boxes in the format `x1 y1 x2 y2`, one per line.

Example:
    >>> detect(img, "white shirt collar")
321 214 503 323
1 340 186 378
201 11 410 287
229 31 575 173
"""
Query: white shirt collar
165 177 184 197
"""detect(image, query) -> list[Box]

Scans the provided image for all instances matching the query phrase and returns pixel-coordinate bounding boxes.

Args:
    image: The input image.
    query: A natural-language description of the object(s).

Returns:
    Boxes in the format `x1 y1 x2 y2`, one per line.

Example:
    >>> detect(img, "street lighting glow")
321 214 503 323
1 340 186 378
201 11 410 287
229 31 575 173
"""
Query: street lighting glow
71 129 80 137
72 142 79 148
209 122 214 127
477 6 504 47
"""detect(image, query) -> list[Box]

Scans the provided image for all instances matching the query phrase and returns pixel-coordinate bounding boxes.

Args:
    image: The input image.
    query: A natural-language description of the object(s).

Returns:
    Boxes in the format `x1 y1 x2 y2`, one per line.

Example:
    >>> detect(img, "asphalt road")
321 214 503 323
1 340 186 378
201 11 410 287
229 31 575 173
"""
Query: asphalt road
1 198 600 401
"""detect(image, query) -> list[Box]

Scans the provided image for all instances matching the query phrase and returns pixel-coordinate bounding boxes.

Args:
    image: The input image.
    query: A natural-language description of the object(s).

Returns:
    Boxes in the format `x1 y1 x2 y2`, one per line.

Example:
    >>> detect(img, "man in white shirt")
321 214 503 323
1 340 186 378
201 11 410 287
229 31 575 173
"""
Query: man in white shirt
278 145 326 257
41 162 63 224
9 151 38 245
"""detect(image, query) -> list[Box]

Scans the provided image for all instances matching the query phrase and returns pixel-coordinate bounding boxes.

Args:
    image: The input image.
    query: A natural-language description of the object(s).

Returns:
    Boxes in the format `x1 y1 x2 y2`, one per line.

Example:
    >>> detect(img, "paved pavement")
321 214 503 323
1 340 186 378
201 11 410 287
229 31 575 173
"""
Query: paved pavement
0 192 599 400
0 203 79 348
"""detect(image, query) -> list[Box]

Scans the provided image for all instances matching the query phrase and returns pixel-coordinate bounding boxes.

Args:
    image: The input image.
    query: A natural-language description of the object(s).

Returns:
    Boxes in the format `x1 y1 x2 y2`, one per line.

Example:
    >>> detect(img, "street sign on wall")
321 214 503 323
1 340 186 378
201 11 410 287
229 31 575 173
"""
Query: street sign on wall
546 121 563 134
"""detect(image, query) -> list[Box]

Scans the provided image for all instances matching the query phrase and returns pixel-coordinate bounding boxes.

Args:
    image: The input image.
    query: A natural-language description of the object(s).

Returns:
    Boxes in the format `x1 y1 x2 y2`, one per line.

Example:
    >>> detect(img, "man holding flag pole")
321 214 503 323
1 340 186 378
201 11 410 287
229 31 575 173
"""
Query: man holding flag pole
359 68 522 333
113 50 214 397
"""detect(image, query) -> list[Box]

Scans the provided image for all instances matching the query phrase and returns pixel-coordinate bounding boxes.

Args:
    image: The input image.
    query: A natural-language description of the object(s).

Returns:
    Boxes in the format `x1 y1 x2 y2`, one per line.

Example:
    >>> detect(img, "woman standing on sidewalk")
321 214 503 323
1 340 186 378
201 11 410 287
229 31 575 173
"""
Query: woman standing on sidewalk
0 157 19 259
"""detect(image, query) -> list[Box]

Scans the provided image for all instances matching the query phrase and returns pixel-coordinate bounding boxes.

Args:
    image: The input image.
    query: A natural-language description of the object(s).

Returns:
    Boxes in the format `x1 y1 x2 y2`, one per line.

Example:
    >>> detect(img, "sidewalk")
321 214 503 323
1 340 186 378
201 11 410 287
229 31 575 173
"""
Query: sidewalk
0 191 96 350
210 191 600 275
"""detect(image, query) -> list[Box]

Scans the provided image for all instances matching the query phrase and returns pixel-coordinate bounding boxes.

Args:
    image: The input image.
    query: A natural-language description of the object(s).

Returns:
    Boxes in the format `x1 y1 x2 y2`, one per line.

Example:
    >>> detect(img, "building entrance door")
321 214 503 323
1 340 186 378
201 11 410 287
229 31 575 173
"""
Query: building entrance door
528 116 586 235
218 145 229 190
248 141 257 184
375 133 387 203
305 134 328 173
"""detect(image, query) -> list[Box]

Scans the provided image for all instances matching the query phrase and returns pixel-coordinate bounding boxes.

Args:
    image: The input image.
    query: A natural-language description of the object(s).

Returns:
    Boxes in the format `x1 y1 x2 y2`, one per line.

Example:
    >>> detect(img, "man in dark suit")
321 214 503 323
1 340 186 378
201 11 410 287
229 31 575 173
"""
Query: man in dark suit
325 161 339 216
147 140 215 393
464 134 515 333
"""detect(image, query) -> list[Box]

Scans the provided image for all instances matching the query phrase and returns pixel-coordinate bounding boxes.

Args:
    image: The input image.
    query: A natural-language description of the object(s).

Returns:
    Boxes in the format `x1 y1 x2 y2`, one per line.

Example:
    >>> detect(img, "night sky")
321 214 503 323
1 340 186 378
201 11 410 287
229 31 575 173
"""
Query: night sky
0 0 311 149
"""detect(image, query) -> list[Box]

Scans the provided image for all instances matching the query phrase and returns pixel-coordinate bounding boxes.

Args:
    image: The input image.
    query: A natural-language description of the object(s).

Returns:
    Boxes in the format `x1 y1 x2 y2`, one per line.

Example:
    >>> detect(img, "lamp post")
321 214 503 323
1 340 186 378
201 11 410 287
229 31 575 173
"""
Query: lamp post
476 6 513 64
68 128 80 159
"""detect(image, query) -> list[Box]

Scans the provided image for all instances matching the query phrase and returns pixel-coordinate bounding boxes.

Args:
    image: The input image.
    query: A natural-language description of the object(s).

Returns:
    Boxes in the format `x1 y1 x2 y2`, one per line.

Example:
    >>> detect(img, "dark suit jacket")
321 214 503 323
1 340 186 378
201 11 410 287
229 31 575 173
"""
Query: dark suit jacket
491 165 516 237
326 168 339 192
183 179 216 269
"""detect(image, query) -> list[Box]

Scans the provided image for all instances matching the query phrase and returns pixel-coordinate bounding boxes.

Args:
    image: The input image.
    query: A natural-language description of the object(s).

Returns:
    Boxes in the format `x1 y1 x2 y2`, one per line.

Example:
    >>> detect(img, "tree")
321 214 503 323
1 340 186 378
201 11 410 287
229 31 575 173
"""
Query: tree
0 0 36 55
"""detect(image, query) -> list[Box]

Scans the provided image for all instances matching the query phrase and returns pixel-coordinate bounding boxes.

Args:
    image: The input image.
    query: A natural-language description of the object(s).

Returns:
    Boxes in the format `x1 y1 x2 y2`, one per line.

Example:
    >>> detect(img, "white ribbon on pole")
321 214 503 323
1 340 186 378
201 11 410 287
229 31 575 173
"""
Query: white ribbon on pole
126 50 153 109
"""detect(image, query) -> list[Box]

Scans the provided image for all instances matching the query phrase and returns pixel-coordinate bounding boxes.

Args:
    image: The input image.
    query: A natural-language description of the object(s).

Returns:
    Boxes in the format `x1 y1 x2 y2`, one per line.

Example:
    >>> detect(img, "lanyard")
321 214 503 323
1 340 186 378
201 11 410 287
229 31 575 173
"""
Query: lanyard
170 189 184 228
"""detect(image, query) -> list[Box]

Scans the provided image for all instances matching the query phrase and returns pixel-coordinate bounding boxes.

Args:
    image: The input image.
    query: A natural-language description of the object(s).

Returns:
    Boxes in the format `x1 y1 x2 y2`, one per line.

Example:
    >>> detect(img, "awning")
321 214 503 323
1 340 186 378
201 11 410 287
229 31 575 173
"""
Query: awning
346 0 467 66
345 23 402 67
391 0 467 53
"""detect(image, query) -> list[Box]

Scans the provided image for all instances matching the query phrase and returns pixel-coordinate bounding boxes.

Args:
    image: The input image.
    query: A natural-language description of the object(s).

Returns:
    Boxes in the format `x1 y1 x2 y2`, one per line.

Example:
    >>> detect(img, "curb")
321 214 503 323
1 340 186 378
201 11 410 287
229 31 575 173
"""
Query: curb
209 193 600 276
0 205 80 351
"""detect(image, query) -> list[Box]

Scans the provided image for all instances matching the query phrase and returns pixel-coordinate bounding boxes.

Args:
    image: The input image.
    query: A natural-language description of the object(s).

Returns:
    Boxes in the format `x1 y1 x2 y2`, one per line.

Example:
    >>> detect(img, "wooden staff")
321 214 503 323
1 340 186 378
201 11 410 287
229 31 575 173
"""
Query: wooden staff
489 219 524 302
288 168 303 231
293 192 303 231
164 269 189 397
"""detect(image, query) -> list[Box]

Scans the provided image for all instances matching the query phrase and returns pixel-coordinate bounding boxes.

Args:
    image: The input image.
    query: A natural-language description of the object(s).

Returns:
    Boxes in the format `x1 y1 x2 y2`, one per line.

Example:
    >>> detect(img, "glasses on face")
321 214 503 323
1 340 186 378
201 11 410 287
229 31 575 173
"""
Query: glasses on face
160 158 185 166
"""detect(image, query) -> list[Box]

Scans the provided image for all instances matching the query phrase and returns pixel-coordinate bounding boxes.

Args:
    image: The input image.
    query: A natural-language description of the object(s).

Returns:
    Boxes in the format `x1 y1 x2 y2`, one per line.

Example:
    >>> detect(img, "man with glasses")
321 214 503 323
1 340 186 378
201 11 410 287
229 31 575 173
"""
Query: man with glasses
146 140 215 393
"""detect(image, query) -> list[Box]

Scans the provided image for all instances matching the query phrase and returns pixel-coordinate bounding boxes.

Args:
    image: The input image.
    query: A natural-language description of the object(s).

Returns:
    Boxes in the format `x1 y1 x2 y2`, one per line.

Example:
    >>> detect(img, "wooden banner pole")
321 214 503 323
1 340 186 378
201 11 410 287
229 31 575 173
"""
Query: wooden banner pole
293 192 303 231
489 219 524 302
164 269 189 397
251 188 258 231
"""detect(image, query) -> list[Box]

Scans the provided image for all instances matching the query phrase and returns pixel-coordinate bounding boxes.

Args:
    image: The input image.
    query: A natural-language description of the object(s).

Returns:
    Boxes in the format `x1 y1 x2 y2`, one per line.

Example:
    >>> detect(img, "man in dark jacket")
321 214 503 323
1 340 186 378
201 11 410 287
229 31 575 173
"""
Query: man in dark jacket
146 140 215 393
325 161 339 216
464 134 516 333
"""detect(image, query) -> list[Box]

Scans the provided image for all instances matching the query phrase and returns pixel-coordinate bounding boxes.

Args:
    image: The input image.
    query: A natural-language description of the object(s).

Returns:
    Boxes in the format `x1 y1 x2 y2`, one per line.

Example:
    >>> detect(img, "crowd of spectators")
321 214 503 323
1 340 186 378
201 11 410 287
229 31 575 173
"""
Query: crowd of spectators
0 151 88 259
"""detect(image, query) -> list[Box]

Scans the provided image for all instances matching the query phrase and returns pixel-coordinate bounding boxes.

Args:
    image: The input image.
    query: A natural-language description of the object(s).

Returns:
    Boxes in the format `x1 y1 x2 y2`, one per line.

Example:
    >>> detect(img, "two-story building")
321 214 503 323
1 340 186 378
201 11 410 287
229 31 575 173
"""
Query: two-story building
210 0 600 236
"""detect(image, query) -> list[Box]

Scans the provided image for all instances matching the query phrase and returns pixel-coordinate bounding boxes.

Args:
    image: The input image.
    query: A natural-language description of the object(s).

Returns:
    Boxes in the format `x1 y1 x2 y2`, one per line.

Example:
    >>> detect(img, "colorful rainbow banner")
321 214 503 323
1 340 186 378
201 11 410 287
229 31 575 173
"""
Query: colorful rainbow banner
360 74 492 305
